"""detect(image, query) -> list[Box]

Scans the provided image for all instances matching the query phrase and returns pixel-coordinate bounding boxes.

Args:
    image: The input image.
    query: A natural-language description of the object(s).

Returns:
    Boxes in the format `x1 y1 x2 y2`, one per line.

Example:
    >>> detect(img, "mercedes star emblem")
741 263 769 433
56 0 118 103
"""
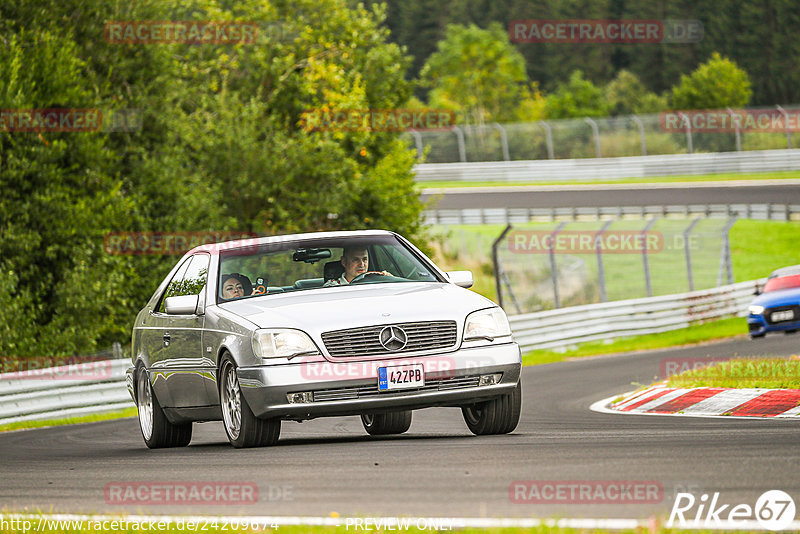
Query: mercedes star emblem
379 325 408 351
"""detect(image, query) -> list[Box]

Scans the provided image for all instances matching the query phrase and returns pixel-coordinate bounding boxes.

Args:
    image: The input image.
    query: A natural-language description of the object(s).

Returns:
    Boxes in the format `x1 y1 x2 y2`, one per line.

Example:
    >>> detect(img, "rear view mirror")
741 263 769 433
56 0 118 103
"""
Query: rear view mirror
293 248 332 264
446 271 474 288
165 295 199 315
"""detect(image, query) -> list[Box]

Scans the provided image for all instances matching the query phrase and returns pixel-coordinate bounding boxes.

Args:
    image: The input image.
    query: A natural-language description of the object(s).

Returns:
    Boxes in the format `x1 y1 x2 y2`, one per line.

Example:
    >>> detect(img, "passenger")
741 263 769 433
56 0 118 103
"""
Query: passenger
221 273 253 299
324 246 391 287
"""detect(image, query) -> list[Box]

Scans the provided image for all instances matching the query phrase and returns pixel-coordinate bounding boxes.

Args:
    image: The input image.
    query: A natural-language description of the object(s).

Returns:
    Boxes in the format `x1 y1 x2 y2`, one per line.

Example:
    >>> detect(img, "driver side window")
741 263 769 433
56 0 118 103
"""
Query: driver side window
157 254 210 313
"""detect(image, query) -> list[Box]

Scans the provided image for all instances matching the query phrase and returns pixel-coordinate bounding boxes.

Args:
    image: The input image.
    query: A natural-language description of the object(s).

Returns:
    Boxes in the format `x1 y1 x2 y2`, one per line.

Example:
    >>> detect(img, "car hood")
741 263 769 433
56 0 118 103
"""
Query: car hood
751 286 800 308
216 282 496 336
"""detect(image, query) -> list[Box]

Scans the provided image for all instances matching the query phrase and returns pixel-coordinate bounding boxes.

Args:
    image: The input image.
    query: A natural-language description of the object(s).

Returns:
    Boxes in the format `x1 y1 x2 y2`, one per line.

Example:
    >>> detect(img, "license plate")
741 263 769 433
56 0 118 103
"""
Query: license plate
771 309 795 322
378 364 424 391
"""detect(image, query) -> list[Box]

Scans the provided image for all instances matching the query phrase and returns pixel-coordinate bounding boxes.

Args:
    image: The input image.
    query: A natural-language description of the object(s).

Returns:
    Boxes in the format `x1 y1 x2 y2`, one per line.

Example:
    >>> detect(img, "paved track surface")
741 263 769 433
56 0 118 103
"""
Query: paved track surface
1 334 798 519
420 182 800 210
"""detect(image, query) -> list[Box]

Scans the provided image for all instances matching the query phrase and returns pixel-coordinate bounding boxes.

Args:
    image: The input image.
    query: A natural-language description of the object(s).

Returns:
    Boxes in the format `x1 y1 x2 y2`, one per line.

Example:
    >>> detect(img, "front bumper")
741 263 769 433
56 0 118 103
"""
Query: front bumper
236 342 522 420
748 314 800 336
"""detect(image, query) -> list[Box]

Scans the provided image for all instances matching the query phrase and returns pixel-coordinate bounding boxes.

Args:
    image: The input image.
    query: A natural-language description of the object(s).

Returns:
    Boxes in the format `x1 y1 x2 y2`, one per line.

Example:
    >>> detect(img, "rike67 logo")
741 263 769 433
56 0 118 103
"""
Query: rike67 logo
669 490 796 531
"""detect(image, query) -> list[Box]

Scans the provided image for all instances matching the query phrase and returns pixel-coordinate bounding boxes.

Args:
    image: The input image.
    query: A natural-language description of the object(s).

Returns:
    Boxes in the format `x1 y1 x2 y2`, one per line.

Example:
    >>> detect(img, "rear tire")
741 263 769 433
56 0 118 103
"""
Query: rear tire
219 357 280 448
361 410 412 435
751 333 766 339
136 365 192 448
462 381 522 435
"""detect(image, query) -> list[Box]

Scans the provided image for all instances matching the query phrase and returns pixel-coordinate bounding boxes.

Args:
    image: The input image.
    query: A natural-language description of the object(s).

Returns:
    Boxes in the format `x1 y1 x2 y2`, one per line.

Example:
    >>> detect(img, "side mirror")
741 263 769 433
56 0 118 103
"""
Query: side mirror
165 295 199 315
446 270 474 289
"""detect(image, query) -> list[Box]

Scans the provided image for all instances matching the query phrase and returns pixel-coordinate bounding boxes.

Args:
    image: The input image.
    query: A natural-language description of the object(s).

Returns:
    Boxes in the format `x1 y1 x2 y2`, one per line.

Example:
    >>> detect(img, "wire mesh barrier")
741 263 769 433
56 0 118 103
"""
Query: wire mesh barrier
491 217 735 315
406 106 800 164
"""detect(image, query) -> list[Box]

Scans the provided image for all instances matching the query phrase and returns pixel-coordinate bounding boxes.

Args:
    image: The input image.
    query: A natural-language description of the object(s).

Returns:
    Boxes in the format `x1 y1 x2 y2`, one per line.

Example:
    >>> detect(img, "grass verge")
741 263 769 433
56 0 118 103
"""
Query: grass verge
666 356 800 389
522 317 746 367
417 169 800 189
0 407 137 433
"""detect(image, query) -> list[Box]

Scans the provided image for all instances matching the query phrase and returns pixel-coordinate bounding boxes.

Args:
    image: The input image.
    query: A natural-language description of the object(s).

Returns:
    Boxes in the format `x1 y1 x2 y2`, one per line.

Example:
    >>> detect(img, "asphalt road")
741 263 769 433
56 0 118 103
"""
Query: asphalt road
1 334 798 520
420 181 800 210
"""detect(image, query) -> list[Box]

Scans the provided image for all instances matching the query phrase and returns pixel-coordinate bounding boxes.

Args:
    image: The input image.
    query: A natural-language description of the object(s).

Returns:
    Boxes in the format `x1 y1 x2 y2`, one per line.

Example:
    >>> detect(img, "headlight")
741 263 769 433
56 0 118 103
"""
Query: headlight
464 308 511 342
749 305 765 315
252 329 320 359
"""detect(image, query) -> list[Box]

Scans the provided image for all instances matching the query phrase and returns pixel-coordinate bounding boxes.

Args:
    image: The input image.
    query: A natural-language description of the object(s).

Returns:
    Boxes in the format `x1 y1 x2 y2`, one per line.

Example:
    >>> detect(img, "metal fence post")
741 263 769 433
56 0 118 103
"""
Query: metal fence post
717 217 737 286
452 126 466 162
679 112 693 154
631 115 647 156
550 222 567 308
408 130 424 161
539 121 554 159
683 218 701 291
776 105 792 149
492 224 513 311
584 117 602 158
641 218 658 297
595 220 613 302
492 122 510 161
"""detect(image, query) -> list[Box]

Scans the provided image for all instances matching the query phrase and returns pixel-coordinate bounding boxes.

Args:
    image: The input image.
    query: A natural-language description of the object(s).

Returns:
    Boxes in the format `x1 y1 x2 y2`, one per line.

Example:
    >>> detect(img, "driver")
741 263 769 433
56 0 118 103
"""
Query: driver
324 246 390 286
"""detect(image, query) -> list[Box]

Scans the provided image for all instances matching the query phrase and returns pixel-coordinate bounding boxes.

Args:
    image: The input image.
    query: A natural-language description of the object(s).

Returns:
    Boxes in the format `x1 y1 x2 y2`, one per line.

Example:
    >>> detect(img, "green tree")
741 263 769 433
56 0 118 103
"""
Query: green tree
670 52 753 110
605 70 667 116
545 70 610 119
420 23 531 125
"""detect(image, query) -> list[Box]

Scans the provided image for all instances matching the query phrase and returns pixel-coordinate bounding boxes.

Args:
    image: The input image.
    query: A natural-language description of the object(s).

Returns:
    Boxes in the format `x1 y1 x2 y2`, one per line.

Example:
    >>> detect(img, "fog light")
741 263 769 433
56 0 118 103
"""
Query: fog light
287 392 313 404
479 373 502 386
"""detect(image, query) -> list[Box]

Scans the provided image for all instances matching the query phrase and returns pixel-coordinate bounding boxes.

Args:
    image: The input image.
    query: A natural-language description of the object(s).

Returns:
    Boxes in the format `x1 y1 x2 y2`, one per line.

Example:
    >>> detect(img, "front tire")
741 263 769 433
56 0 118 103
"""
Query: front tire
219 357 280 448
462 381 522 435
361 410 412 435
136 365 192 448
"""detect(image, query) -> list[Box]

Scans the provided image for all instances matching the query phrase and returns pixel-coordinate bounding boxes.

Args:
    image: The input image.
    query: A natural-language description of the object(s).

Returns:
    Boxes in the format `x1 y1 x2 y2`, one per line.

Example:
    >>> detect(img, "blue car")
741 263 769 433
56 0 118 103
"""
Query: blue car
748 265 800 338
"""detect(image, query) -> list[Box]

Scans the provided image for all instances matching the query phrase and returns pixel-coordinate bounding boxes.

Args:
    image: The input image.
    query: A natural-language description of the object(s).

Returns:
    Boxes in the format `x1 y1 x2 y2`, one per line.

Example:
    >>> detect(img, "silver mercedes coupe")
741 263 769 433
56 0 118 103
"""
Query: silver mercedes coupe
126 230 522 448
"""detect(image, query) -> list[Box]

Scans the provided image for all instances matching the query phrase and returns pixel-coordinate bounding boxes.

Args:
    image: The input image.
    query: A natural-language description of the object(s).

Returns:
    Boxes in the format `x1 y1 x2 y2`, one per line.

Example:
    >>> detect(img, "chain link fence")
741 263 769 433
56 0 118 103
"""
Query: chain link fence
491 217 734 315
406 106 800 163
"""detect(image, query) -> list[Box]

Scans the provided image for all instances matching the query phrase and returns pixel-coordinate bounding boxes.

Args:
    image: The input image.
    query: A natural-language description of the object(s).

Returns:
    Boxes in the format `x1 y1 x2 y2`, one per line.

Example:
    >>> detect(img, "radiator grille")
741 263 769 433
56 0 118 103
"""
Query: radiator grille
321 321 458 358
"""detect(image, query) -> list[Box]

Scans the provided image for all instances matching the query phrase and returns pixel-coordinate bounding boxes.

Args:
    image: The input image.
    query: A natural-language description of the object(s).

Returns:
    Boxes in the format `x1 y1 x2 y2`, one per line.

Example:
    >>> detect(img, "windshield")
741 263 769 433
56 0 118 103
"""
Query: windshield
217 235 441 301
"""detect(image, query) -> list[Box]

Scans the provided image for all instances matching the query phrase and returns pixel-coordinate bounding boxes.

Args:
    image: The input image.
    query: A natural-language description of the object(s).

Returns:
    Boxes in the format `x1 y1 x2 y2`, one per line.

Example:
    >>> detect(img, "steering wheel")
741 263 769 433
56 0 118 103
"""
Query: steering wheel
349 271 391 284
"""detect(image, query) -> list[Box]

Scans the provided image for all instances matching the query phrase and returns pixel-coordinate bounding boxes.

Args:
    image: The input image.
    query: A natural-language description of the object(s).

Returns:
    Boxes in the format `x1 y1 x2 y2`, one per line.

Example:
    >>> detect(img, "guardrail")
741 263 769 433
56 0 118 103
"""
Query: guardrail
0 359 131 425
0 280 762 423
423 204 800 225
413 149 800 182
508 279 761 352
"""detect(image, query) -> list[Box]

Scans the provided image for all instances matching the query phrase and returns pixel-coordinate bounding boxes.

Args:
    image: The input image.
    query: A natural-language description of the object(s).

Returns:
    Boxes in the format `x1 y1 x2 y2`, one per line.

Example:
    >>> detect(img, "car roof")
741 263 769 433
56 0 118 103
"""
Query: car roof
769 264 800 278
189 229 396 255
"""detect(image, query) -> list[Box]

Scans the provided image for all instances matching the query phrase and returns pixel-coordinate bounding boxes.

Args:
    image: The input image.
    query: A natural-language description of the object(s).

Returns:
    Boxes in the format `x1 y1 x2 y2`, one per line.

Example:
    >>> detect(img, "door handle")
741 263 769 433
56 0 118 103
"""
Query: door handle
163 333 171 346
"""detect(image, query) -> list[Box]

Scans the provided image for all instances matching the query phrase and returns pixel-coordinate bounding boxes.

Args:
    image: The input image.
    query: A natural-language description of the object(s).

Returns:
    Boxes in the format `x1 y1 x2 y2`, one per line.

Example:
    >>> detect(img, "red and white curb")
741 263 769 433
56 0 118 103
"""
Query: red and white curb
591 384 800 419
